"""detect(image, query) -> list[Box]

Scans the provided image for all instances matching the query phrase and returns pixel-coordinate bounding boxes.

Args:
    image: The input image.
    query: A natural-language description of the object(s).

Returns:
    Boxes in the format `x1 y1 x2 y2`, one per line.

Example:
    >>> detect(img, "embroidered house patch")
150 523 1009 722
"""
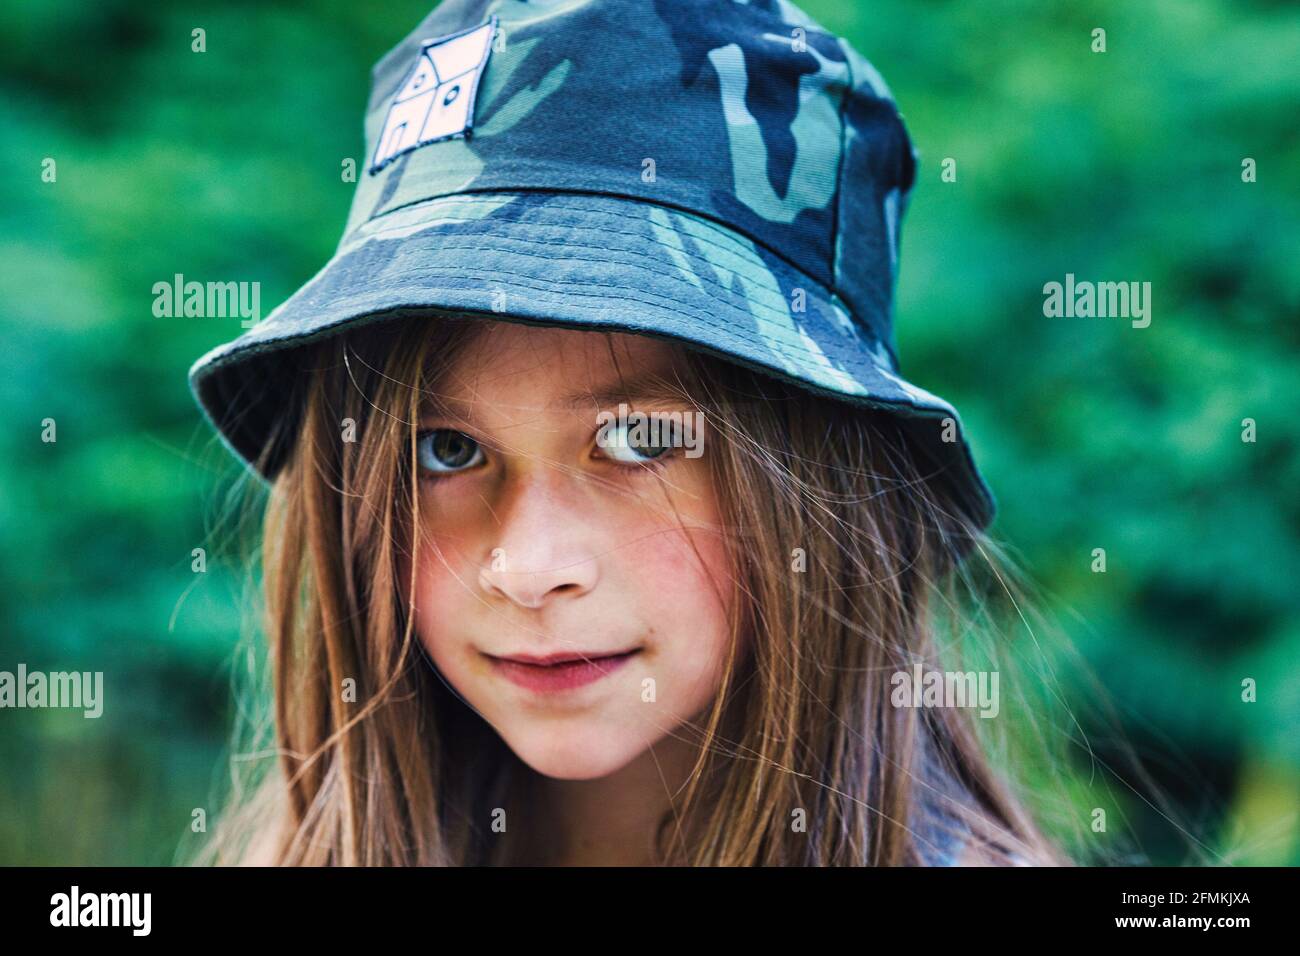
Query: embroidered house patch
370 18 496 173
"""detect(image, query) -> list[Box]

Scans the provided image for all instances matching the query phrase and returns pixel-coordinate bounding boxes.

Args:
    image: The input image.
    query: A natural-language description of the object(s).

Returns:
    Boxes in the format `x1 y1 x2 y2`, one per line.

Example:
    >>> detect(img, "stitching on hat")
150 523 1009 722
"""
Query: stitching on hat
355 192 845 302
345 198 871 330
349 220 801 323
328 227 879 373
361 185 842 295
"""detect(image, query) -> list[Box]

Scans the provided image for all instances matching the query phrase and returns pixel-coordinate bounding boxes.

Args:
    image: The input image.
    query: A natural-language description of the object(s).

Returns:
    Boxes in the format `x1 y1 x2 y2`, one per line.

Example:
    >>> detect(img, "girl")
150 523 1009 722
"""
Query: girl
188 0 1082 866
193 312 1075 866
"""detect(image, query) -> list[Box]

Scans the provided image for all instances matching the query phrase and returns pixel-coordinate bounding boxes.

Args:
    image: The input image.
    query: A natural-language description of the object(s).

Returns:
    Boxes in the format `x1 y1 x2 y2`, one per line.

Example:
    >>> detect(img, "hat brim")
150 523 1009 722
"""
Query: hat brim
189 190 995 531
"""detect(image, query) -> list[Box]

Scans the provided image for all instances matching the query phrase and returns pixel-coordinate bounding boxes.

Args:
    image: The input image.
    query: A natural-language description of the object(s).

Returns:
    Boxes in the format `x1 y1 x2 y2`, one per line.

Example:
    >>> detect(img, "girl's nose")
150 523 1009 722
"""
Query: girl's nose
477 553 598 609
475 474 600 609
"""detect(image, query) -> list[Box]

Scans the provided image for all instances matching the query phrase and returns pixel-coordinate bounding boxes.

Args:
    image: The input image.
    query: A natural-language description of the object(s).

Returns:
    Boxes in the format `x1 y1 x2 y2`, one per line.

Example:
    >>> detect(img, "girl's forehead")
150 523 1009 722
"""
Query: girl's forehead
444 325 678 386
422 323 691 414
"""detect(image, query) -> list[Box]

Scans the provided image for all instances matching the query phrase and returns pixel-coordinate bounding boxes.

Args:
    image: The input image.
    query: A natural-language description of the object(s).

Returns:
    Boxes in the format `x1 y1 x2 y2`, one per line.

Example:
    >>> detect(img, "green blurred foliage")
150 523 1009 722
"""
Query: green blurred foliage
0 0 1296 865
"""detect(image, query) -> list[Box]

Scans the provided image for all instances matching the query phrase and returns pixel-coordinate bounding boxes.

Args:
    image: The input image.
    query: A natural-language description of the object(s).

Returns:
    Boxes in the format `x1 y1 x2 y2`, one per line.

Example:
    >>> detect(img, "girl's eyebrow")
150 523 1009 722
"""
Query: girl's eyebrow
556 371 691 410
420 371 693 422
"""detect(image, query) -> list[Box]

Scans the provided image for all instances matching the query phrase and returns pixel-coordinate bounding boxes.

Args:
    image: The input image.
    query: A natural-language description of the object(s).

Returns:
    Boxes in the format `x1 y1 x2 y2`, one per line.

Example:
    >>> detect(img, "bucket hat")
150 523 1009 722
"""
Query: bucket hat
189 0 996 533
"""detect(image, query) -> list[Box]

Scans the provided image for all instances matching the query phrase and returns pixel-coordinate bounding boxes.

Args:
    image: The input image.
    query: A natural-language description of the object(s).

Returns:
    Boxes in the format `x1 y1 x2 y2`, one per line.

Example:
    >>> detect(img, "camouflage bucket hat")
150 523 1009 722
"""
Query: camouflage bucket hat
189 0 996 532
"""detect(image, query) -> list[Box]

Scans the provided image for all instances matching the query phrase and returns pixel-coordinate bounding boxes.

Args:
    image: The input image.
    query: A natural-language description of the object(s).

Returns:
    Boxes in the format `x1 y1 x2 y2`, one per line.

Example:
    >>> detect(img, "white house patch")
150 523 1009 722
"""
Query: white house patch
370 17 497 173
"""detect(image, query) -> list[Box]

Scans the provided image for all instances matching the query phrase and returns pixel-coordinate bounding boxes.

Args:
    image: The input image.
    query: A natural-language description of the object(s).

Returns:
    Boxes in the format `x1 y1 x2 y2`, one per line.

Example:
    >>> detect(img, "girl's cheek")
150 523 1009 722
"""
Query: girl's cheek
415 479 501 551
619 508 733 632
405 484 493 616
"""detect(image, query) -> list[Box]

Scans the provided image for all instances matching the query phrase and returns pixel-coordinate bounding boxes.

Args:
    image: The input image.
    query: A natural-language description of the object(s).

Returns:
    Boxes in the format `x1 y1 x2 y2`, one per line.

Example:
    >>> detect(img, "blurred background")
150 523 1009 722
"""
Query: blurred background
0 0 1296 865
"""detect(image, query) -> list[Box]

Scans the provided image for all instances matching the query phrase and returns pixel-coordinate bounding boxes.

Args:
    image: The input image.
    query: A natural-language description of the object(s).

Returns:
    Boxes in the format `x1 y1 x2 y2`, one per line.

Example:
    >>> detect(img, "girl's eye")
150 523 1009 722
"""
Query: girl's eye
598 420 679 465
416 429 485 474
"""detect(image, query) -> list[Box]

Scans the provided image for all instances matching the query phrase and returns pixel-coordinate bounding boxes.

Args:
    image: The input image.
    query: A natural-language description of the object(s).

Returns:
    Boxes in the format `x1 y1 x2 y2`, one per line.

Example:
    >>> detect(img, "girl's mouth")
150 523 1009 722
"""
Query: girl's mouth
486 648 642 693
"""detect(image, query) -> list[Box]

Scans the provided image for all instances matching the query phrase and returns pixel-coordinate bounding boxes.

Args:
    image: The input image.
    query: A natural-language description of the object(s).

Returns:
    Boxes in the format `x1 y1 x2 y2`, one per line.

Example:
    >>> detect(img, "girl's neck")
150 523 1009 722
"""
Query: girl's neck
516 735 705 867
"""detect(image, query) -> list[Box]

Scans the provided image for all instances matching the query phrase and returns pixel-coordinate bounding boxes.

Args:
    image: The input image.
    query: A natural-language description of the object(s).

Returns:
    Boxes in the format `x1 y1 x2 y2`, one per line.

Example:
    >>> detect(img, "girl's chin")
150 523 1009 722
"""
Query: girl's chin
500 728 649 781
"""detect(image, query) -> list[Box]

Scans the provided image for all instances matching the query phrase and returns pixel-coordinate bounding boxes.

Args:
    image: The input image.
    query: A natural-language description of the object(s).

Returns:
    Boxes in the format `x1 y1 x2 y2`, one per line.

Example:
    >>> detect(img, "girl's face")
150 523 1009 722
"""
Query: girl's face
406 323 735 780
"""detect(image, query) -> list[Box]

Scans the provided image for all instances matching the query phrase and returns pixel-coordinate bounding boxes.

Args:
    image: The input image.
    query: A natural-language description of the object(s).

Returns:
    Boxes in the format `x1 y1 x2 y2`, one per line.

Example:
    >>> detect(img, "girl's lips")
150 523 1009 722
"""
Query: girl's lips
487 648 641 693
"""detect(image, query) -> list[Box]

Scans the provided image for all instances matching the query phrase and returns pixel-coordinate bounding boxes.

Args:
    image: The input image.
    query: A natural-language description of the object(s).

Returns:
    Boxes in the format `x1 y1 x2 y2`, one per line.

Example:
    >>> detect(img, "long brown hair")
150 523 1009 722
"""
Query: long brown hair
192 312 1084 866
